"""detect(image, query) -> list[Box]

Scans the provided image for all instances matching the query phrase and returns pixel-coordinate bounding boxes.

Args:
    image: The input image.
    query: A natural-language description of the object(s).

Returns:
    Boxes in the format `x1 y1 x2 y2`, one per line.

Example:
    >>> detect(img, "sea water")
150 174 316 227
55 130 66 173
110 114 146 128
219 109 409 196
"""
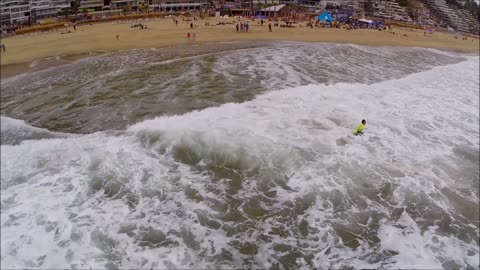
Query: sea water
1 43 479 269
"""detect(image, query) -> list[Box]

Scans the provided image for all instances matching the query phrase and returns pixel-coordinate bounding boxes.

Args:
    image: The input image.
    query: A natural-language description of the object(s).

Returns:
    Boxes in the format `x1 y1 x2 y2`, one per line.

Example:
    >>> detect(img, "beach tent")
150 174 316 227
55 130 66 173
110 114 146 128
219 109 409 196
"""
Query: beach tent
317 11 333 22
260 4 285 12
260 4 285 17
358 18 373 24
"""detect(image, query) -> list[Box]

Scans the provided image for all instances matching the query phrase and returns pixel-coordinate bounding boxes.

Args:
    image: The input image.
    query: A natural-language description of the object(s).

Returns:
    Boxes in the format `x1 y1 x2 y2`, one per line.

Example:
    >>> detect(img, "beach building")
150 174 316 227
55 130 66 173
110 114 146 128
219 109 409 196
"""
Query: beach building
52 0 70 15
322 0 358 9
351 0 367 17
78 0 105 12
52 0 70 9
252 0 281 7
1 0 65 25
257 3 284 16
372 0 411 22
1 0 31 24
110 0 141 11
455 8 479 34
156 2 203 11
151 0 209 11
320 0 366 17
408 0 436 25
424 0 477 33
30 0 58 21
299 0 323 11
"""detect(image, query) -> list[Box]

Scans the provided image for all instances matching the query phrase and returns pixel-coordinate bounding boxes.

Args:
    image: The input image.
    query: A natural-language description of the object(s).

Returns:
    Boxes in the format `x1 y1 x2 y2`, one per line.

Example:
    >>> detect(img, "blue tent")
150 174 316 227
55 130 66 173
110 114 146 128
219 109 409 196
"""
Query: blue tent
317 11 333 22
254 15 267 19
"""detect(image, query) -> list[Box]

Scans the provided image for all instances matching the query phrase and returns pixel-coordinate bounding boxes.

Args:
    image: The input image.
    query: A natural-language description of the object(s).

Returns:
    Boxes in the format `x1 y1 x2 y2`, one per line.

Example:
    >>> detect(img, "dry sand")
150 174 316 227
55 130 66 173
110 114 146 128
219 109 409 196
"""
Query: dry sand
1 17 479 67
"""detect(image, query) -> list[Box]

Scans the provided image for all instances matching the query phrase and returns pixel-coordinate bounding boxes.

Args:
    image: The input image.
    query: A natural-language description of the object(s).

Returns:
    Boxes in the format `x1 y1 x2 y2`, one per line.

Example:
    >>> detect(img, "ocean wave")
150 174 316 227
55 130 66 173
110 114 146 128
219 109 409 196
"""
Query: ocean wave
1 43 465 134
0 116 73 145
1 50 478 269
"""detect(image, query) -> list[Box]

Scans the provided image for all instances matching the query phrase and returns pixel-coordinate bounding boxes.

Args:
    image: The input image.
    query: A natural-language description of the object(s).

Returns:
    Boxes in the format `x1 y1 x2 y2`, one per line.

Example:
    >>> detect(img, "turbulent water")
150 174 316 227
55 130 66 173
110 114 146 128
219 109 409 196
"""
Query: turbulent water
1 42 479 269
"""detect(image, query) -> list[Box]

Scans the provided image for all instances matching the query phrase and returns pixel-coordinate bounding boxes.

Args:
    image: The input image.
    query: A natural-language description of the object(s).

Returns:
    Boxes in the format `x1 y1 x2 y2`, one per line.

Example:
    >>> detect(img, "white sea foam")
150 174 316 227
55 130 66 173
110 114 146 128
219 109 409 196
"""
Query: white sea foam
1 52 478 269
0 116 72 145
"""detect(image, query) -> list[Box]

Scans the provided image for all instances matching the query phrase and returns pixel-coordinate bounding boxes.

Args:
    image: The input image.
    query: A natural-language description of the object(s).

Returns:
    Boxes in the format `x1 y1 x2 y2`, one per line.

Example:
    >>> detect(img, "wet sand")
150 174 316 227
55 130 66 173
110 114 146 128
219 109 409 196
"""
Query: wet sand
0 17 478 68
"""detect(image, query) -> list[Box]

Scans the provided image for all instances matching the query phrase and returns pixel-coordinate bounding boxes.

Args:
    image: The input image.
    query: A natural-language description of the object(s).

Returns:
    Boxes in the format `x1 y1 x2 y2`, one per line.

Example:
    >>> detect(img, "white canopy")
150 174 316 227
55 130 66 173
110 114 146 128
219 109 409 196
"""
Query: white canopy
260 4 286 12
358 18 373 24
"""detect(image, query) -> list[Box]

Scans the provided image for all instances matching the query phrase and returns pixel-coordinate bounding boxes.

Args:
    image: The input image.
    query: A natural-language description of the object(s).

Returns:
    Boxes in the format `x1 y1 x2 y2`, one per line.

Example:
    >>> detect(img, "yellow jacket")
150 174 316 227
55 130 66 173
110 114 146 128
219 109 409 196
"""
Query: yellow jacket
353 123 365 135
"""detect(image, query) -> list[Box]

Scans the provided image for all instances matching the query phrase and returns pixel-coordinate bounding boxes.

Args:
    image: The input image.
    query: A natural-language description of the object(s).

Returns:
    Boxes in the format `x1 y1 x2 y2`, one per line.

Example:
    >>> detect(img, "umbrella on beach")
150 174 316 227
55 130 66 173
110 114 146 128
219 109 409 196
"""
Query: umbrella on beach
317 11 333 22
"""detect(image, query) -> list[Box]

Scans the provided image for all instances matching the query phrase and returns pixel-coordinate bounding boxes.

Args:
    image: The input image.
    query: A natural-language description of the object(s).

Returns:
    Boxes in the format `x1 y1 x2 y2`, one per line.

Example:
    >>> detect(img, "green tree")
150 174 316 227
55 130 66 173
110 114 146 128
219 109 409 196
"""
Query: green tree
139 2 149 12
396 0 408 7
122 3 132 14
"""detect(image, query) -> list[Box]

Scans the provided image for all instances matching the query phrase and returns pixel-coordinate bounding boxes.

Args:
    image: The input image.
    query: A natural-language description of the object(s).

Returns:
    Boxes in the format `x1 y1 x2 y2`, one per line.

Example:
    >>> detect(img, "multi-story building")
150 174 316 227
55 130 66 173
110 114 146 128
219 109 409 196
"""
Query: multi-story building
110 0 142 11
424 0 476 33
252 0 281 6
456 7 479 34
1 0 31 24
30 0 58 20
372 0 411 21
151 0 215 11
78 0 105 12
1 0 65 25
408 0 435 25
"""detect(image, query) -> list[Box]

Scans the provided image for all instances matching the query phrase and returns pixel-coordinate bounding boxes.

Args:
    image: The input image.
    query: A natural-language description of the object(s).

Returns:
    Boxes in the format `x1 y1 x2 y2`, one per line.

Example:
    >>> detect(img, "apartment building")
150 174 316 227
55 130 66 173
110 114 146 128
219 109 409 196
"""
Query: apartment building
456 7 479 33
149 0 217 12
110 0 141 11
408 0 435 25
78 0 105 11
372 0 411 21
0 0 66 24
1 0 31 24
424 0 475 33
252 0 282 6
31 0 58 20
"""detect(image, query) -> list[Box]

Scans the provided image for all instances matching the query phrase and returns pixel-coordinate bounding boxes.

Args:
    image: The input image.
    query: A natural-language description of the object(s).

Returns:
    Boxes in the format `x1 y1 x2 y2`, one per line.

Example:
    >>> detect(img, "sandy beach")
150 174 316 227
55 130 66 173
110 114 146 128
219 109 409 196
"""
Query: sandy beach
1 17 478 68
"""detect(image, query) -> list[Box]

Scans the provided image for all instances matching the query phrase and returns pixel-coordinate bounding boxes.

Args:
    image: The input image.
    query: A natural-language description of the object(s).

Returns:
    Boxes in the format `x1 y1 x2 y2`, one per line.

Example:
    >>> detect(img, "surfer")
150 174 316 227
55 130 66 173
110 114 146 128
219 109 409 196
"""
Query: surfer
353 119 366 135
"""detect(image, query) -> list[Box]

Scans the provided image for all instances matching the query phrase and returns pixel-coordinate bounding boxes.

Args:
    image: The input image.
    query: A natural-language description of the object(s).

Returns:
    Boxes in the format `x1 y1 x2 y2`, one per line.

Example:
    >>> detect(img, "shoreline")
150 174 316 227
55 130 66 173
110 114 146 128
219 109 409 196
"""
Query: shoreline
1 17 478 69
1 39 477 80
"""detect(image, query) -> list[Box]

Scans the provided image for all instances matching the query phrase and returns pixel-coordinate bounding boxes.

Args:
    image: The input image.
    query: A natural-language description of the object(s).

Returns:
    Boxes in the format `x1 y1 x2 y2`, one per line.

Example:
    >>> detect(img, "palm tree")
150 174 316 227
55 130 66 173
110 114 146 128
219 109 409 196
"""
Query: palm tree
122 3 132 14
139 2 149 12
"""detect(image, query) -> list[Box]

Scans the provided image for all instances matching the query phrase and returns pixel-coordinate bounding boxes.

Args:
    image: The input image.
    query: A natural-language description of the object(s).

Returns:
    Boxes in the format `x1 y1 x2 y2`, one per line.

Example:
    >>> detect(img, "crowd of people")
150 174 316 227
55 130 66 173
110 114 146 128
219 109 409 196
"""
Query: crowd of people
235 22 250 32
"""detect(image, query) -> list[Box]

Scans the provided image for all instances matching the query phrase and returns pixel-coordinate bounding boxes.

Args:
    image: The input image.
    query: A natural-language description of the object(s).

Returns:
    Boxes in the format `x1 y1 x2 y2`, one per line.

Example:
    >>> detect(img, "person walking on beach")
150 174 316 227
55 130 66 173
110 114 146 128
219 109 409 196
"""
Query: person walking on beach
268 23 272 32
353 119 366 136
246 23 249 32
187 32 191 40
1 43 5 53
192 32 196 41
116 34 119 40
236 24 239 31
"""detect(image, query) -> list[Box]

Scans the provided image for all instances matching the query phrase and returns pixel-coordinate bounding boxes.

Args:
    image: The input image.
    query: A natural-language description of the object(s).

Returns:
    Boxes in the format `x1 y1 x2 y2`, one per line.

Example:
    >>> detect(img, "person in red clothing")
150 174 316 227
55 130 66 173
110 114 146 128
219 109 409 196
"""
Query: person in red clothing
187 32 191 40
